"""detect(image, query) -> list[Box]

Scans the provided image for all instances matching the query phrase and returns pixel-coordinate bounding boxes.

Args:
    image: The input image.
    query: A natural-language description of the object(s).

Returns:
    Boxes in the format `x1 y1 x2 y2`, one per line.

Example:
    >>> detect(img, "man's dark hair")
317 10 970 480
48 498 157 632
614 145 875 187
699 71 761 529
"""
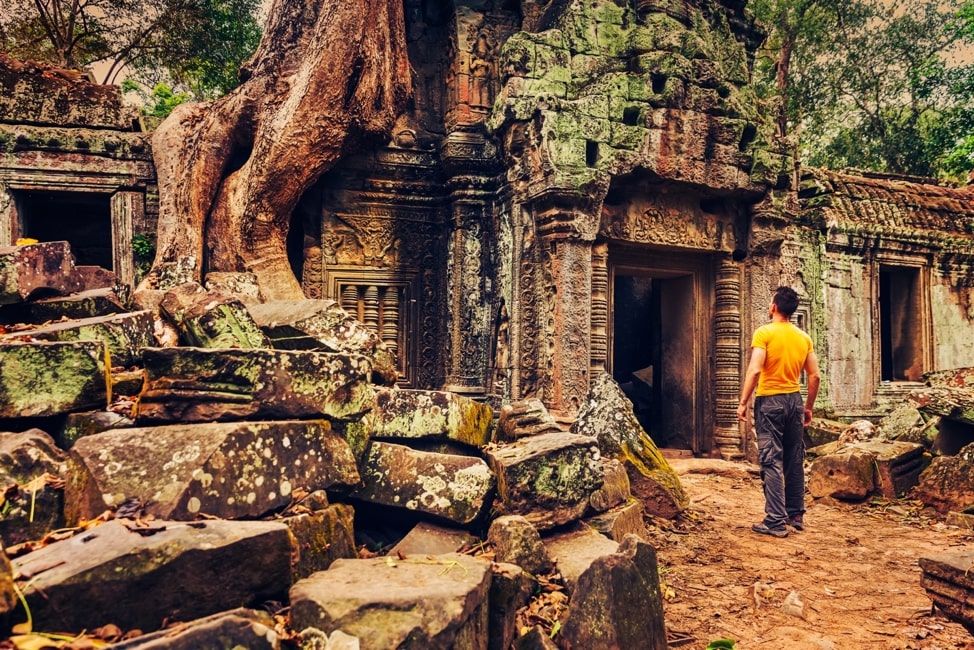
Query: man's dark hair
773 286 800 317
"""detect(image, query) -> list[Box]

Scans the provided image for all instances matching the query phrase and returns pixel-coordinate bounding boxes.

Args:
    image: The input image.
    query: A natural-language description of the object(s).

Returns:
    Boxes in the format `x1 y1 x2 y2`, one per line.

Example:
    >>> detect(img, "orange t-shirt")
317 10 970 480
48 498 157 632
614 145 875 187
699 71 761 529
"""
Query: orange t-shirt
751 321 813 396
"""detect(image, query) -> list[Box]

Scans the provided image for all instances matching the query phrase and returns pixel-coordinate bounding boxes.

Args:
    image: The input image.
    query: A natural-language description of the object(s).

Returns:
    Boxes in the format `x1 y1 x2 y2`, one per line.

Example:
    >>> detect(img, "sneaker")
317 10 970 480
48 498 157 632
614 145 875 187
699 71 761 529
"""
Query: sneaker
751 523 788 538
787 515 805 531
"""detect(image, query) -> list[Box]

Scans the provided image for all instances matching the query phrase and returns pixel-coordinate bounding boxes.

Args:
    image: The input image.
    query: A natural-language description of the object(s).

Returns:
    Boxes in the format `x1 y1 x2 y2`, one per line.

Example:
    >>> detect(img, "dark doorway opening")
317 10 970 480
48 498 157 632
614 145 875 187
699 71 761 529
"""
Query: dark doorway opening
612 272 695 450
879 266 923 382
16 191 113 269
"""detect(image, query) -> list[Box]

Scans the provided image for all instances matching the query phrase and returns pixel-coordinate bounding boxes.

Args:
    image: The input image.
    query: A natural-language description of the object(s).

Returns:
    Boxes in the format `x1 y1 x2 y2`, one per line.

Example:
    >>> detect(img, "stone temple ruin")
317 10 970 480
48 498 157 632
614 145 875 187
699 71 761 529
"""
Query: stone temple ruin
2 0 974 646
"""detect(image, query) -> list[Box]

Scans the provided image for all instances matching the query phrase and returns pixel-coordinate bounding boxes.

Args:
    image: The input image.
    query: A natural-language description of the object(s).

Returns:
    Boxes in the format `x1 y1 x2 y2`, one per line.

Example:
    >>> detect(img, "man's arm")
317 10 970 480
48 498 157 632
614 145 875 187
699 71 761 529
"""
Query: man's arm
803 350 821 426
737 347 766 422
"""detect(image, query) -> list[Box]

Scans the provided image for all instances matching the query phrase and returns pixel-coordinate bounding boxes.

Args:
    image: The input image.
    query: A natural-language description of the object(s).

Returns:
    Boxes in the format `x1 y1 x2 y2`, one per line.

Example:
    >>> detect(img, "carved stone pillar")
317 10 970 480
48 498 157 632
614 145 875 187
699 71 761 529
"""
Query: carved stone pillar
110 190 143 285
441 132 497 397
714 256 744 458
590 241 609 383
0 184 15 246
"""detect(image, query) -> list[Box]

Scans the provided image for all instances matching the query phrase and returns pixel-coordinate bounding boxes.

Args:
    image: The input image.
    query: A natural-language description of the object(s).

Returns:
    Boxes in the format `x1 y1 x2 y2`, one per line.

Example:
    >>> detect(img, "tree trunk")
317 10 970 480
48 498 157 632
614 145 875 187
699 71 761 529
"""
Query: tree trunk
142 0 411 300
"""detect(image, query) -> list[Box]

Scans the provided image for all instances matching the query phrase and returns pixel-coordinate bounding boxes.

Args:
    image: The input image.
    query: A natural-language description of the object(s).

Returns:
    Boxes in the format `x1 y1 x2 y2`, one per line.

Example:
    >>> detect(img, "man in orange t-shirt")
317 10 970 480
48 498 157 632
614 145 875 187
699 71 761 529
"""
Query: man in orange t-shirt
737 287 821 538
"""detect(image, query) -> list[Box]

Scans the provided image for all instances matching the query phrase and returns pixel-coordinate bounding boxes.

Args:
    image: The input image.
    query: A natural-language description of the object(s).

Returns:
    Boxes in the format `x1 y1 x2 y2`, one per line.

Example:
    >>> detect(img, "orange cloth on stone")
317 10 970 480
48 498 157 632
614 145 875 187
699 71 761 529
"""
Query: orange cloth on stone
751 321 813 397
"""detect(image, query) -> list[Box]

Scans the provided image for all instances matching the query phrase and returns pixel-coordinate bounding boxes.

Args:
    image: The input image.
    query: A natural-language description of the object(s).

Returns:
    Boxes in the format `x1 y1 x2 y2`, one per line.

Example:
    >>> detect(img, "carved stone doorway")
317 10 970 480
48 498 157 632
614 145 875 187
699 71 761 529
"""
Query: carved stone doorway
608 248 714 455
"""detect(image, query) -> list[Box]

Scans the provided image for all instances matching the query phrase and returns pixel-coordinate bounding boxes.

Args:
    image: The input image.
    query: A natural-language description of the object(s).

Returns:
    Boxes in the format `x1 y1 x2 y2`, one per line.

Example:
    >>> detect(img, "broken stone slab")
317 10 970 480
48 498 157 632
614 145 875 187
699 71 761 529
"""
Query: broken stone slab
0 429 66 545
0 287 126 325
924 368 974 389
350 441 494 525
912 387 974 426
66 420 359 523
369 387 493 447
160 283 270 349
14 519 292 632
289 553 491 648
497 398 562 441
588 458 631 513
61 410 134 448
543 524 619 593
572 374 688 518
560 535 668 650
249 299 398 385
108 608 280 649
138 347 374 423
586 498 649 542
389 521 479 558
489 562 536 650
853 440 929 498
111 369 145 396
286 502 357 581
920 549 974 632
807 447 876 500
488 515 553 575
1 311 154 367
914 443 974 514
881 403 926 444
837 420 879 445
946 511 974 530
806 418 847 447
0 241 83 305
73 265 118 292
0 341 108 418
513 626 558 650
486 431 603 531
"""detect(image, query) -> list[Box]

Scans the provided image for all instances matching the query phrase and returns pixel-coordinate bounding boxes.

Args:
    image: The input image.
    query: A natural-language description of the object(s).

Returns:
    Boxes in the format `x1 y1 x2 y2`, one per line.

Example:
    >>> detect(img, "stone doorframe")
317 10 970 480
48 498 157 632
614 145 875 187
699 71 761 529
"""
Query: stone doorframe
0 171 144 285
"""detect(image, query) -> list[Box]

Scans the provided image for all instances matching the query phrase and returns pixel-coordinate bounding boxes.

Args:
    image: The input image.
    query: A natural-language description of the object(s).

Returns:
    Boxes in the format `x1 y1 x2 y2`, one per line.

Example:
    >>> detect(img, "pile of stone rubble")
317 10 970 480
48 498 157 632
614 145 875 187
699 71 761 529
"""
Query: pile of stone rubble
0 241 687 649
803 368 974 631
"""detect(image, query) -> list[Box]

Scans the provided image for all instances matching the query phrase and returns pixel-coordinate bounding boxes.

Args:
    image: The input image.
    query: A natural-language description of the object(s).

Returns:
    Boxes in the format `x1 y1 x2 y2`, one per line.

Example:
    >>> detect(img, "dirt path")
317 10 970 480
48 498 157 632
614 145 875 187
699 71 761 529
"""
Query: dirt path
649 461 974 650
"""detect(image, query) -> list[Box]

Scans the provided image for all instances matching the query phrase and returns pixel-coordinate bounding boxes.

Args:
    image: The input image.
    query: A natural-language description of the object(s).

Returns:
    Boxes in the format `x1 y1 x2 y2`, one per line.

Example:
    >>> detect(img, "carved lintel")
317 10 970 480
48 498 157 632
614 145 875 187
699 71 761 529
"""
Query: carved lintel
527 184 606 242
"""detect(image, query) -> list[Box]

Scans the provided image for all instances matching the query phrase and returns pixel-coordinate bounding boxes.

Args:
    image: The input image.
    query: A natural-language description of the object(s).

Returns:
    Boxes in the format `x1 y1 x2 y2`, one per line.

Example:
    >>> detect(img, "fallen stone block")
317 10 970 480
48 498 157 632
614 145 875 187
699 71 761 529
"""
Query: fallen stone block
289 553 491 648
854 440 929 498
543 524 619 593
924 368 974 389
160 283 270 349
14 519 292 632
912 387 974 426
808 447 876 500
489 562 536 650
350 441 493 525
586 498 649 542
588 458 631 513
946 511 974 530
881 404 926 443
0 287 126 325
920 549 974 632
806 418 847 447
486 431 603 530
0 241 82 305
1 311 154 367
389 521 479 558
560 535 667 649
108 608 280 649
369 388 493 447
513 626 558 650
488 515 553 575
285 501 357 581
497 398 562 441
61 410 134 448
0 429 66 545
249 299 398 384
914 443 974 514
138 347 374 423
0 341 108 418
72 265 117 292
0 551 15 619
572 374 688 518
66 420 359 523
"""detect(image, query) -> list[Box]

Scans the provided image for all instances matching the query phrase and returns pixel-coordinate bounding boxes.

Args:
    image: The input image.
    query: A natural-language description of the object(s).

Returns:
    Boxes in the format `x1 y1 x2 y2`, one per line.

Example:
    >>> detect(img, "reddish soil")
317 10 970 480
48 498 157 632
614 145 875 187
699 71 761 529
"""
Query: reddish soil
651 460 974 650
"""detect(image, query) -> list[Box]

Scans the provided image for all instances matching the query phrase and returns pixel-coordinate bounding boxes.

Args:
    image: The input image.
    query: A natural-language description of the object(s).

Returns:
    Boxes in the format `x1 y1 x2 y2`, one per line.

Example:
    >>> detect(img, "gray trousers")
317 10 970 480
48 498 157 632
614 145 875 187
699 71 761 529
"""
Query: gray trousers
755 392 806 528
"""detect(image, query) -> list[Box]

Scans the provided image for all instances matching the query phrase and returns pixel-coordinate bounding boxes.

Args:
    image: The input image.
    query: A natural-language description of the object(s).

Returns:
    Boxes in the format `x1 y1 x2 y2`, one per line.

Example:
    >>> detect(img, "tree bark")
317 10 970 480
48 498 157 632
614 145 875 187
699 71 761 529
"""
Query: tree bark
143 0 411 300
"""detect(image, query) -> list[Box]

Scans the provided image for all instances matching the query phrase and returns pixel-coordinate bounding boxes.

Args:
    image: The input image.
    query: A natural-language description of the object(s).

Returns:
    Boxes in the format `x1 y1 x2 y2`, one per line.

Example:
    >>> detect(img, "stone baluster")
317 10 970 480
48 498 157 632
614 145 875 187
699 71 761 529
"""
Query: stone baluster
714 257 744 458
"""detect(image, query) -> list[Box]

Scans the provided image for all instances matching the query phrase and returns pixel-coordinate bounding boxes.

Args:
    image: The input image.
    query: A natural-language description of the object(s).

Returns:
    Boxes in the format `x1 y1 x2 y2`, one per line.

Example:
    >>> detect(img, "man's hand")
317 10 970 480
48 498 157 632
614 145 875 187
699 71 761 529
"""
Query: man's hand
803 408 813 426
737 402 748 422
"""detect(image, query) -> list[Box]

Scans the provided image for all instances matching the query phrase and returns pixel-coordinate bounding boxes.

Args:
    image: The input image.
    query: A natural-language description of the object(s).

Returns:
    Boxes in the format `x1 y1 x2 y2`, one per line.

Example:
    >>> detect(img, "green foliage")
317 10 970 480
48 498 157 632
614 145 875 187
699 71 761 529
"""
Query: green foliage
0 0 260 99
132 233 156 283
752 0 974 181
125 83 192 118
706 639 736 650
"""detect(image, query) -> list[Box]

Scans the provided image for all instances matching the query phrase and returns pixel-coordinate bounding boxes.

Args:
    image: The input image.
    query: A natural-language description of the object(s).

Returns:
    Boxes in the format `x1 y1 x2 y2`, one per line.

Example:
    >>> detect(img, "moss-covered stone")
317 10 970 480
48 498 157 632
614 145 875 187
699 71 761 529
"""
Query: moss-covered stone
160 283 270 349
486 431 603 530
572 374 688 518
285 502 356 581
1 310 154 367
66 420 359 523
138 347 375 423
0 241 84 305
0 341 108 418
369 387 493 447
